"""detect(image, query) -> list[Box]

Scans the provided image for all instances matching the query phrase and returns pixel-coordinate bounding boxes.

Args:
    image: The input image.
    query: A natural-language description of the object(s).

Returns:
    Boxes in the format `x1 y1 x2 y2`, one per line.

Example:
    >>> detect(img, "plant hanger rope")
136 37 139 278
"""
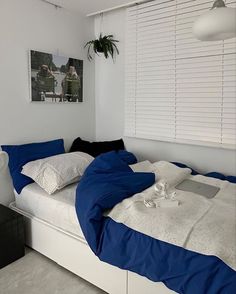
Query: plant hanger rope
100 12 104 36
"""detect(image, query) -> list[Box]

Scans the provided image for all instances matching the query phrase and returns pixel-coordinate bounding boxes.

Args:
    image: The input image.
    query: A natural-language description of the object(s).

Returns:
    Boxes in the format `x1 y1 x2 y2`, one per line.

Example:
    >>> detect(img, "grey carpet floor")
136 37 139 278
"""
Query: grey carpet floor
0 248 106 294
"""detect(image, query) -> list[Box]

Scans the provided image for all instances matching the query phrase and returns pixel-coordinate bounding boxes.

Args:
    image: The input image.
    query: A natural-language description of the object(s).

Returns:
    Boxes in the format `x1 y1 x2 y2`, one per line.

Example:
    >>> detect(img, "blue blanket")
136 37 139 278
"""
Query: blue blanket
76 151 236 294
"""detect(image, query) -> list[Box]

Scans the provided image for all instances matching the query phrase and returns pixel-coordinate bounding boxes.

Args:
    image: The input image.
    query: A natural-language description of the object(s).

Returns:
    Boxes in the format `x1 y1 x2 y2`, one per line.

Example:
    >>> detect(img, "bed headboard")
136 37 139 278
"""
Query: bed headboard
0 151 15 206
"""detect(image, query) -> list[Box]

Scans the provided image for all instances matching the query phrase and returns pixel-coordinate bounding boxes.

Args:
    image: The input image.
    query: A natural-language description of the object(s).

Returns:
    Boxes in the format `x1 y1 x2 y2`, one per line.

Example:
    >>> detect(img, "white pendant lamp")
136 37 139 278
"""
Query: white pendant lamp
193 0 236 41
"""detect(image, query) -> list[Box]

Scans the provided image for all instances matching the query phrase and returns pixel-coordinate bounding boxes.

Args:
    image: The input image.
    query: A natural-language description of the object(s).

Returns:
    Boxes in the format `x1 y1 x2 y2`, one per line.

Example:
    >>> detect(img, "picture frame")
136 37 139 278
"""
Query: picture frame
29 50 83 103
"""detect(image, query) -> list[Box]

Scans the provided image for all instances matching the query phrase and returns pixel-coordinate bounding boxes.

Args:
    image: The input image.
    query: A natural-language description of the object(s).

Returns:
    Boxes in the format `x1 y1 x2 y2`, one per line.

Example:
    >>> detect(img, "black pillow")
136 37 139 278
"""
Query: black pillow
70 137 125 157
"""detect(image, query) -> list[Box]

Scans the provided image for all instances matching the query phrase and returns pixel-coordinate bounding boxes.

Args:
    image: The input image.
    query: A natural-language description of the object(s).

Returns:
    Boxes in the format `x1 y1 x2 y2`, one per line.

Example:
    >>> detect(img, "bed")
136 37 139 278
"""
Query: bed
1 149 235 294
0 150 175 294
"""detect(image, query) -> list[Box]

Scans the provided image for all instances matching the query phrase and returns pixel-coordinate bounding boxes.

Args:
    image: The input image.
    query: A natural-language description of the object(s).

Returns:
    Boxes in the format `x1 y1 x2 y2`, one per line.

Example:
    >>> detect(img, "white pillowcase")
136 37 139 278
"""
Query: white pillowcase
21 152 94 194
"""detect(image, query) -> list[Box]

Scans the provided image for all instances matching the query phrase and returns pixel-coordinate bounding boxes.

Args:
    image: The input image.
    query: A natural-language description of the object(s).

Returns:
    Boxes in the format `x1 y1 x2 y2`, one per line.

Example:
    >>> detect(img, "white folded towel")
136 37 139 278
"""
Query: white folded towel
129 160 154 173
152 161 191 187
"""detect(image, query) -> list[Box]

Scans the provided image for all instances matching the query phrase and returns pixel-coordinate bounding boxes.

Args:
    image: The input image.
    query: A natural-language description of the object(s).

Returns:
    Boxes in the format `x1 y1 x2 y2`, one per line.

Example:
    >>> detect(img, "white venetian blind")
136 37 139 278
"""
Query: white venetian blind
125 0 236 149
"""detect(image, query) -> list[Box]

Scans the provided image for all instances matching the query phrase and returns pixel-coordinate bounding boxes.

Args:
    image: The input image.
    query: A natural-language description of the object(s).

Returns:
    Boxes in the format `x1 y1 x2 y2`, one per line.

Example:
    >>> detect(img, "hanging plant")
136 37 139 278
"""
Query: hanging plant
84 34 119 61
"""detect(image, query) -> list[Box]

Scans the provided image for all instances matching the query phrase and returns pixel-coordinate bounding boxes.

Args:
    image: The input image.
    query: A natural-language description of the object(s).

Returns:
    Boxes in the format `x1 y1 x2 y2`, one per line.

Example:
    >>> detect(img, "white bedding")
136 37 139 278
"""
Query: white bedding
108 163 236 271
14 182 85 239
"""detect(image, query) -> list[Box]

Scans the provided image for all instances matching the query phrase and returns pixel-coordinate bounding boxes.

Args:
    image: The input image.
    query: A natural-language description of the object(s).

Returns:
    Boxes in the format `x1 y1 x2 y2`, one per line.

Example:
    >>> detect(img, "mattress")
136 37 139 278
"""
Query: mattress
14 182 85 239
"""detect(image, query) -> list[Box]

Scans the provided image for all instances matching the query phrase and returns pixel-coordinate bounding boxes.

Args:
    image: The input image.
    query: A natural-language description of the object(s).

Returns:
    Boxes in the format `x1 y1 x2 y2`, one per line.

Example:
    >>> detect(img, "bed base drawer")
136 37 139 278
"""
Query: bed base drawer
21 211 127 294
128 272 177 294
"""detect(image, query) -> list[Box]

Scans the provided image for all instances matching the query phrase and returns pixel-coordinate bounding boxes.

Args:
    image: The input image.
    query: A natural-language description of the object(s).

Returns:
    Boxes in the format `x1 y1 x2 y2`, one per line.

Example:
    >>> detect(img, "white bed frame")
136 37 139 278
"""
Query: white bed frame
0 151 176 294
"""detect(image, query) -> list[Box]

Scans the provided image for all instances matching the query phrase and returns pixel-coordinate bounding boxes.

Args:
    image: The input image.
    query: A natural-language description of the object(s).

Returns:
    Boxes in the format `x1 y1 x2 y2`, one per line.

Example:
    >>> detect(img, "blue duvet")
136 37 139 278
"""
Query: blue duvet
75 151 236 294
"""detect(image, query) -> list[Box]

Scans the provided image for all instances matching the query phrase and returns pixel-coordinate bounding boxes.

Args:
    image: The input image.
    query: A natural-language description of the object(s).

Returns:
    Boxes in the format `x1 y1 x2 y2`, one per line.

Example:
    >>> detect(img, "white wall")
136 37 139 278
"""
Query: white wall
95 9 236 176
0 0 95 150
95 11 125 141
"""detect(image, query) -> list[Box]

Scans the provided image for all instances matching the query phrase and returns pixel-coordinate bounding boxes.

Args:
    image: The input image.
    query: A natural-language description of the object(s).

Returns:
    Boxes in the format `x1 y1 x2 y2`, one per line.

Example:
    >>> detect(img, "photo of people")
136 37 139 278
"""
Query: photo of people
30 50 83 102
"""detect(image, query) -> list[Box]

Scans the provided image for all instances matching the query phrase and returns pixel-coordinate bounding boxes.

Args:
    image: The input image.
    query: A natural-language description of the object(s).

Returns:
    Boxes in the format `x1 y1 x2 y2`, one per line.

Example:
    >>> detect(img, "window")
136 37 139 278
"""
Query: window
125 0 236 149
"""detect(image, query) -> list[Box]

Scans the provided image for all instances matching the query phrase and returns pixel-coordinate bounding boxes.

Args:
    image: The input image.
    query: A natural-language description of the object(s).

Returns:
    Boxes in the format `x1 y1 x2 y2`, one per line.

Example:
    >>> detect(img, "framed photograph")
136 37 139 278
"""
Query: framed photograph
30 50 83 102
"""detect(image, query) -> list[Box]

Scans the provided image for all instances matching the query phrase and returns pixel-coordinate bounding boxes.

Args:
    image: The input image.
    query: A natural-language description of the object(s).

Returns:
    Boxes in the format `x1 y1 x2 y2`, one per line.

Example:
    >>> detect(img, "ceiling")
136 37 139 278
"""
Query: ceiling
41 0 139 16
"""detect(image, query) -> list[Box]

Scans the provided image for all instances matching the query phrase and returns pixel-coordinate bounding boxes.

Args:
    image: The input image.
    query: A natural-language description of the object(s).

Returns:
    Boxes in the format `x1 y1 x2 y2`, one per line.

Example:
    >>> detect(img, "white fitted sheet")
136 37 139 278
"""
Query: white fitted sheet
14 182 84 239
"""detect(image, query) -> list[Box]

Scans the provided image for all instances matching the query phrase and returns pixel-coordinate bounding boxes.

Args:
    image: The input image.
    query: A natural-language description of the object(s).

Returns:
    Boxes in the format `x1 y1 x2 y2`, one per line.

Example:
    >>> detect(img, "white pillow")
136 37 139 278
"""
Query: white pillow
21 152 94 194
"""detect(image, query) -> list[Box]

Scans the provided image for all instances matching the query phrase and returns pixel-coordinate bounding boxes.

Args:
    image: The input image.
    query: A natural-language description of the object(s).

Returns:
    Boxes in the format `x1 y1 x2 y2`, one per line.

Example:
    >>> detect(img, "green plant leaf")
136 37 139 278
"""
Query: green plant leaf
84 40 93 48
112 42 119 55
87 43 93 61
